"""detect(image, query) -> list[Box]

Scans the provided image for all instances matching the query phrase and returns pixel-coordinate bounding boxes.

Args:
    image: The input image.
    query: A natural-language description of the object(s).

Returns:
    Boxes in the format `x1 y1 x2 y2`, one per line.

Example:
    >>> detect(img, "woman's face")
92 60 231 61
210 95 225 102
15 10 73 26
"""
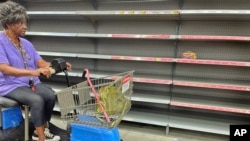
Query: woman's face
7 21 27 37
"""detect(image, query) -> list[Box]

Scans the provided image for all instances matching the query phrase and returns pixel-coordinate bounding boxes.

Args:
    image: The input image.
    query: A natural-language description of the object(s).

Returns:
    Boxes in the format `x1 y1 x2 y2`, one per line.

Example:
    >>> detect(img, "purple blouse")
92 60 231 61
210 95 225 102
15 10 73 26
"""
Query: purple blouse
0 32 41 96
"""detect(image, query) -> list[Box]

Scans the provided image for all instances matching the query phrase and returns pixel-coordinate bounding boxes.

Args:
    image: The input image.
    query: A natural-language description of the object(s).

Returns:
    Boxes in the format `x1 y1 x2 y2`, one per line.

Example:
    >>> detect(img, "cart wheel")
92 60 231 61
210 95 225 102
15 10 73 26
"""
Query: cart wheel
66 122 71 140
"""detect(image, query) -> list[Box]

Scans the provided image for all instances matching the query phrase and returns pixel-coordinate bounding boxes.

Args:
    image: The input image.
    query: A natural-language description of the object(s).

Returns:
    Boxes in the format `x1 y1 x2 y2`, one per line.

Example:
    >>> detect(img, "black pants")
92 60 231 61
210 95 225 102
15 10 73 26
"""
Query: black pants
5 83 56 127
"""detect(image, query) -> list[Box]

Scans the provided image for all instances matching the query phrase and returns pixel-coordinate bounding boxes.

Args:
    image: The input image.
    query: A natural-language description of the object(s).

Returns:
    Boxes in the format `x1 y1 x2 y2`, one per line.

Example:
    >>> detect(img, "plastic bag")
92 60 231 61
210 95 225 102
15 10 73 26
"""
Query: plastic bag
96 85 131 115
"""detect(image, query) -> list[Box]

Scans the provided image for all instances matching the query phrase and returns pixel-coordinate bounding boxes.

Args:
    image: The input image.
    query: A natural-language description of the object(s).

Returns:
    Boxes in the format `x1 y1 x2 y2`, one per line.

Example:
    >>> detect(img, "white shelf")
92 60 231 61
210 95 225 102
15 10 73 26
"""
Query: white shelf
27 31 250 41
132 93 170 104
54 70 172 85
27 10 250 21
171 97 250 115
38 51 250 67
169 107 250 135
169 114 229 135
123 110 169 126
50 69 250 92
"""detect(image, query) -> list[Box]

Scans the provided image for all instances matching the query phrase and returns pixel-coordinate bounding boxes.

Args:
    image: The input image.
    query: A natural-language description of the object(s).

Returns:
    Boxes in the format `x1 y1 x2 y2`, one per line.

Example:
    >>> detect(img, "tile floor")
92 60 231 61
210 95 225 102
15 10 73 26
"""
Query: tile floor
50 112 229 141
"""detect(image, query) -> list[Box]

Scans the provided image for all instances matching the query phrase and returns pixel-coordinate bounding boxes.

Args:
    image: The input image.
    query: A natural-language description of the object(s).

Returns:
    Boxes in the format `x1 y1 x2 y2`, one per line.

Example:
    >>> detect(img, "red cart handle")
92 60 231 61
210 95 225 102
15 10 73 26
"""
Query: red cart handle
84 69 111 123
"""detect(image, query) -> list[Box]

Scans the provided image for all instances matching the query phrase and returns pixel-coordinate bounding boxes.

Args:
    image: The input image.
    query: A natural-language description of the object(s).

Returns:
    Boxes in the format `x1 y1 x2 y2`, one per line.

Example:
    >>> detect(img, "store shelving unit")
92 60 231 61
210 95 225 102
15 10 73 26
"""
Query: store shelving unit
11 0 250 135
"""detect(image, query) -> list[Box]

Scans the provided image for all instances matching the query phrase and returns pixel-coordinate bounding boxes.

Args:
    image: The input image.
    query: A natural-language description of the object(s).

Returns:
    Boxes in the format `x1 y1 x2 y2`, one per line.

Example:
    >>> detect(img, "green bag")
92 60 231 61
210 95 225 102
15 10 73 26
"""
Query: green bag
96 85 131 115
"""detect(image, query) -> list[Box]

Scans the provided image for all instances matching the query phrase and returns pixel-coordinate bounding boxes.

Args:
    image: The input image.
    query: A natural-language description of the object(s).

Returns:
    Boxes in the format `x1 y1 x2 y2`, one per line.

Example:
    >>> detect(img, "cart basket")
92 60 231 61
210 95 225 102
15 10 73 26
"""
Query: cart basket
56 70 134 128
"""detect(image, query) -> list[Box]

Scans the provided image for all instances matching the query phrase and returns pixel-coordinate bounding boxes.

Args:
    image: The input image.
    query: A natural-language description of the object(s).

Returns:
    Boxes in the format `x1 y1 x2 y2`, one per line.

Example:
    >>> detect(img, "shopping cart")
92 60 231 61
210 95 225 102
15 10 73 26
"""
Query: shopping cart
56 69 134 141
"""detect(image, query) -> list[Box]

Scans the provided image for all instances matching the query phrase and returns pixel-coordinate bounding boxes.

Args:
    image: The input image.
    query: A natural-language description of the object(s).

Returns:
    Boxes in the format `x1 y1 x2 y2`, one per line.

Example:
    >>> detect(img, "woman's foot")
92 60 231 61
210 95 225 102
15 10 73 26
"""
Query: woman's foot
32 129 60 141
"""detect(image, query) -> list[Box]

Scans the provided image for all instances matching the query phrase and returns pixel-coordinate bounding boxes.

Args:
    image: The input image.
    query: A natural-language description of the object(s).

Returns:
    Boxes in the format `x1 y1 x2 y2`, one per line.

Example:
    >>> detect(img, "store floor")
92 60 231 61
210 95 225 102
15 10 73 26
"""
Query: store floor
50 112 229 141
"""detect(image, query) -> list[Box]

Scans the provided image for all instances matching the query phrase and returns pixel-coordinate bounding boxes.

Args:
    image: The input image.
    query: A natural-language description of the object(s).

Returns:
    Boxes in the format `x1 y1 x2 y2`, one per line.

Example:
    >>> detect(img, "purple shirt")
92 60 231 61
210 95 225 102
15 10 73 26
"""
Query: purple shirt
0 32 41 96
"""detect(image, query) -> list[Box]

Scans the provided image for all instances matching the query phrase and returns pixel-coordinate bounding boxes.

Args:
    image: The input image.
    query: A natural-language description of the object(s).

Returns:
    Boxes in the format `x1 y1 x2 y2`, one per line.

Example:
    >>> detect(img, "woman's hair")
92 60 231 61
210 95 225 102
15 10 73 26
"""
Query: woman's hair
0 1 29 29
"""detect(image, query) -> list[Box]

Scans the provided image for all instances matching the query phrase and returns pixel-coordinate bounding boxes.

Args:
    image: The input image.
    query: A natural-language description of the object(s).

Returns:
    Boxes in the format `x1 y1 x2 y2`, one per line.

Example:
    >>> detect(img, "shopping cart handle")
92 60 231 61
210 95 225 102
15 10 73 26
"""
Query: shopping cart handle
50 58 67 73
82 69 87 81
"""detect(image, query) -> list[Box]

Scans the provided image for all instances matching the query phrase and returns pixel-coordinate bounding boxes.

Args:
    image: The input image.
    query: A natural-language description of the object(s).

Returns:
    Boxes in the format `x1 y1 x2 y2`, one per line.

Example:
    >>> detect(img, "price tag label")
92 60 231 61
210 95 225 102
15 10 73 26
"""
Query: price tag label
122 76 130 93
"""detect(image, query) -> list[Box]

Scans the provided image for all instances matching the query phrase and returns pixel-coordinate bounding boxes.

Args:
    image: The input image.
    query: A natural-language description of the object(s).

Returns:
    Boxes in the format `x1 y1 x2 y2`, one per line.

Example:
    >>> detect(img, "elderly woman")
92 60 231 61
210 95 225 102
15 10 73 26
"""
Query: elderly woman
0 1 71 141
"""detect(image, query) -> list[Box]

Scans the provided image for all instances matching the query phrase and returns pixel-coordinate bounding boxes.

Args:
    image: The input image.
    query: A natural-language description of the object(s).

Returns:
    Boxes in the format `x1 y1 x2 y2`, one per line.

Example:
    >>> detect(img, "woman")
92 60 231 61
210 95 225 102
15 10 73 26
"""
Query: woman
0 1 72 141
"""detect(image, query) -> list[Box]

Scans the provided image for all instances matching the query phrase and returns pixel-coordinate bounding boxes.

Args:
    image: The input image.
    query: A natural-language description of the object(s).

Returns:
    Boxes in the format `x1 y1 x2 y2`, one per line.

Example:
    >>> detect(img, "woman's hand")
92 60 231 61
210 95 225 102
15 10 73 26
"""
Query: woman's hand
66 62 72 71
32 68 52 78
39 68 52 78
